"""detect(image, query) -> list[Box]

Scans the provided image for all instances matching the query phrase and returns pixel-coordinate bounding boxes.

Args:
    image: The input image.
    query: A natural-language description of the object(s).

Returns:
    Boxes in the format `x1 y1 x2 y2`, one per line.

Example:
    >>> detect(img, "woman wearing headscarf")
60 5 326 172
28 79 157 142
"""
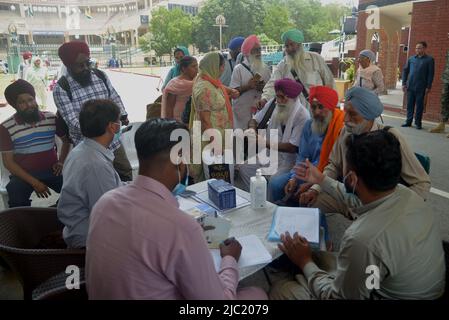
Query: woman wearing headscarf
189 52 239 182
161 46 190 90
25 56 48 110
161 56 198 123
352 49 385 95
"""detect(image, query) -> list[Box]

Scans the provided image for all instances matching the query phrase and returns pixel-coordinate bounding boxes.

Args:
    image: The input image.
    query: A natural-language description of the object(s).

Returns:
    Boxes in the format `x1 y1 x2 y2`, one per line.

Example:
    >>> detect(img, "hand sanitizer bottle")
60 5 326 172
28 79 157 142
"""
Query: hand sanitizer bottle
250 169 267 209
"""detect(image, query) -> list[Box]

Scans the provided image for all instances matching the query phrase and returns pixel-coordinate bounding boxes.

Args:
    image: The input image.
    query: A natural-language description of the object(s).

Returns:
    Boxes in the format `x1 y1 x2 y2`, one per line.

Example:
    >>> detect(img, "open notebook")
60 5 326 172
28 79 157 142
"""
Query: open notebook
268 207 321 248
210 235 272 272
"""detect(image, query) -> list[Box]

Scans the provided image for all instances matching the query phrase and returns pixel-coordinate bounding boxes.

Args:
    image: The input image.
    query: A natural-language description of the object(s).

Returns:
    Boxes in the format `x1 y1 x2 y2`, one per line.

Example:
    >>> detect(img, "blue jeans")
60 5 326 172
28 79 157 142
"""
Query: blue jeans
406 89 426 126
6 170 63 208
269 172 292 203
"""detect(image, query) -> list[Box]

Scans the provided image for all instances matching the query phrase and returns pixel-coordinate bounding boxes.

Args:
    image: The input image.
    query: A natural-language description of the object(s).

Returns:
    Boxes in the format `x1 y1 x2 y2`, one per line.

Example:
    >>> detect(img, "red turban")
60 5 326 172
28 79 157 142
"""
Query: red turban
241 35 260 56
274 78 303 99
4 80 36 108
309 86 339 110
22 51 32 60
58 41 90 67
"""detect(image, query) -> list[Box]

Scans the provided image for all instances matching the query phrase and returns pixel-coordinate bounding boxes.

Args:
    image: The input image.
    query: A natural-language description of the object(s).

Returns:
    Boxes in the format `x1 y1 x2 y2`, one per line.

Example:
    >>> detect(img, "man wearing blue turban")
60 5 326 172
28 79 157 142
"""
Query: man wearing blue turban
298 86 431 217
220 36 245 86
259 28 335 109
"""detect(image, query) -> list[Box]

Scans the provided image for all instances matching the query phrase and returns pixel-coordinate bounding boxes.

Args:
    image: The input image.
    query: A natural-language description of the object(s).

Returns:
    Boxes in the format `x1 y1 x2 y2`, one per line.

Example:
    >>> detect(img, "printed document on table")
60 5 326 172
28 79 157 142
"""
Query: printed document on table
210 234 272 272
268 207 320 245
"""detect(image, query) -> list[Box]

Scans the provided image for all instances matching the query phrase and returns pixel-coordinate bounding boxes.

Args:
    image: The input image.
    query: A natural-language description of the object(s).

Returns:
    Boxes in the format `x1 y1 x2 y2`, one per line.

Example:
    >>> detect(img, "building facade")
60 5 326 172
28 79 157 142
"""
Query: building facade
0 0 204 47
356 0 449 121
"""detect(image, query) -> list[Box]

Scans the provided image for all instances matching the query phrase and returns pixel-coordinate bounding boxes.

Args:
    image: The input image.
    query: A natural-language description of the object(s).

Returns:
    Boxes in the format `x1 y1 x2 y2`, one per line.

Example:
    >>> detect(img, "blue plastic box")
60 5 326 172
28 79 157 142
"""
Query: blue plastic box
207 179 236 211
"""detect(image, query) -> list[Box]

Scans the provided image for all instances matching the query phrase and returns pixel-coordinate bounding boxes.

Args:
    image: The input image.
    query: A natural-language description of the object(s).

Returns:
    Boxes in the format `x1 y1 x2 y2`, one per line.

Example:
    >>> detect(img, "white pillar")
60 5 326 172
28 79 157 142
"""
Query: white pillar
19 4 25 18
219 25 223 51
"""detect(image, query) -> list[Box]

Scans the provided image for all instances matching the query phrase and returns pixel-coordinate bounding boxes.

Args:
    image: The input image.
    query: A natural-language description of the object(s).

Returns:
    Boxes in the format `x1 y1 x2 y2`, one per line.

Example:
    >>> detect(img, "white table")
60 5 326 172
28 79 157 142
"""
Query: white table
187 181 283 280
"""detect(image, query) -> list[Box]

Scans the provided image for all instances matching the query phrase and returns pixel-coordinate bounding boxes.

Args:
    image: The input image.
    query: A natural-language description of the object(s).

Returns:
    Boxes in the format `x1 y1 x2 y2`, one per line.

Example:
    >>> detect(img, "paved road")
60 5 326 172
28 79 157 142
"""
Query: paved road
0 69 164 123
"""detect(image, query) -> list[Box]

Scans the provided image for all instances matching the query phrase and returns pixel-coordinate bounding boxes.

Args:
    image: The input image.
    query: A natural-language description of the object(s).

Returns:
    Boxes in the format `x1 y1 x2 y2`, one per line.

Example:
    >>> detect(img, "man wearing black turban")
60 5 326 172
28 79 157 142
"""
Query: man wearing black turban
1 80 71 207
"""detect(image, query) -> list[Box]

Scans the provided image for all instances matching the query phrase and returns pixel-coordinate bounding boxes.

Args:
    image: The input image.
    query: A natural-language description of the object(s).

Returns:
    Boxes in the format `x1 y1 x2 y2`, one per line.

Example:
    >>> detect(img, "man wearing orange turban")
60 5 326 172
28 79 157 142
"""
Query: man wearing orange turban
269 85 344 204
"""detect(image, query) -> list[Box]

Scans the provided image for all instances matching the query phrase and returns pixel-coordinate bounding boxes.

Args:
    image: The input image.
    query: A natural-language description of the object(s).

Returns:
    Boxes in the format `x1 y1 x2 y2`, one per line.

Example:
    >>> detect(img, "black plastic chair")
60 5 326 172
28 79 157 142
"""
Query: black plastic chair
32 268 87 300
442 241 449 299
0 207 85 299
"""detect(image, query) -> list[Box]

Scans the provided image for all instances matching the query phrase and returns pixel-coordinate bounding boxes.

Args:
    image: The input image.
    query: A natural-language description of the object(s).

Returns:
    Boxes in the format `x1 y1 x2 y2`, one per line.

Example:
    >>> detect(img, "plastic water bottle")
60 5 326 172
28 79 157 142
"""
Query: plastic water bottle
250 169 267 209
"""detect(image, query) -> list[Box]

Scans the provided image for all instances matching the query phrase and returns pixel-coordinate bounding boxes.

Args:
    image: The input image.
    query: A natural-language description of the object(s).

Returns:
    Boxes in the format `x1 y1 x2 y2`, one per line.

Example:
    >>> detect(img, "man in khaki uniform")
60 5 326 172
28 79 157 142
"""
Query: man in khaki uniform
298 87 430 217
270 130 445 300
429 50 449 137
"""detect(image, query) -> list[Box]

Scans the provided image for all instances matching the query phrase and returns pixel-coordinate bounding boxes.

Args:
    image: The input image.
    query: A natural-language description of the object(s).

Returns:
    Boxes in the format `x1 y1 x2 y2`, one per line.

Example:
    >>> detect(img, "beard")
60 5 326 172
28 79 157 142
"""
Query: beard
248 55 266 75
285 46 306 77
273 100 295 127
345 119 370 135
311 112 333 136
71 69 92 87
17 107 40 123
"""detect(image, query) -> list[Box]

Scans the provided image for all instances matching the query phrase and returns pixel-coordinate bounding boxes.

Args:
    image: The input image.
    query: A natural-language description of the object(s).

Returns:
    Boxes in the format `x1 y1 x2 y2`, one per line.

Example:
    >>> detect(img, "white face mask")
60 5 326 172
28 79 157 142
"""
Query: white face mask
345 120 369 135
343 171 357 195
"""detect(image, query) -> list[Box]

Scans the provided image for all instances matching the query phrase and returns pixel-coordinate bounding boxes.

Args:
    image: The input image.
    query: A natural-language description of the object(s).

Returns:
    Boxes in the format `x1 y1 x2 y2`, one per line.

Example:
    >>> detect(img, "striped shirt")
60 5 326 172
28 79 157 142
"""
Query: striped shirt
0 111 65 172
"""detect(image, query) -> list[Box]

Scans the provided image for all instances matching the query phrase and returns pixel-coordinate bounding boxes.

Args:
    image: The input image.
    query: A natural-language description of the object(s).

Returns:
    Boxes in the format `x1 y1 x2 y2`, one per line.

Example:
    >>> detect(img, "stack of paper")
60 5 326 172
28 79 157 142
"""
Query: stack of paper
210 234 272 272
268 207 320 248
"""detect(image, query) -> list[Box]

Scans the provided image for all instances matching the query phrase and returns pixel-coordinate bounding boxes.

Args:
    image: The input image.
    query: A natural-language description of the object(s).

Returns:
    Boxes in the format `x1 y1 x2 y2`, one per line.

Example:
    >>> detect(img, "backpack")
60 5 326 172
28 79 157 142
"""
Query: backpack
57 68 110 101
146 95 162 120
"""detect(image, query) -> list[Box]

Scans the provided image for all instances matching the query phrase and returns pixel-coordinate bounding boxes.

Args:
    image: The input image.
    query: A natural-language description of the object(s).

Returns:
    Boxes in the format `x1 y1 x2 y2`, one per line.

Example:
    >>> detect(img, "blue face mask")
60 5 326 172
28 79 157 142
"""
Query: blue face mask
172 162 189 196
112 122 122 143
343 171 357 195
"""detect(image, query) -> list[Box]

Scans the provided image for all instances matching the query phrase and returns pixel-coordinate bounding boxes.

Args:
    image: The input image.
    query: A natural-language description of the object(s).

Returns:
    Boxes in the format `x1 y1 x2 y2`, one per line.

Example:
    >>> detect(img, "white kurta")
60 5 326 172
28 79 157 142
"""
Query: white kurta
230 59 271 129
254 98 310 169
262 52 335 107
237 99 310 191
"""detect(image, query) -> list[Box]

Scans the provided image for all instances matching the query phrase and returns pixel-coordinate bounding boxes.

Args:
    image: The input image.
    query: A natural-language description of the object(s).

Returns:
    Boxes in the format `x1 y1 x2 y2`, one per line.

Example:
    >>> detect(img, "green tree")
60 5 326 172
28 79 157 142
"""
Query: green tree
280 0 349 42
138 33 152 53
192 0 265 52
142 7 193 58
257 33 279 46
261 3 295 43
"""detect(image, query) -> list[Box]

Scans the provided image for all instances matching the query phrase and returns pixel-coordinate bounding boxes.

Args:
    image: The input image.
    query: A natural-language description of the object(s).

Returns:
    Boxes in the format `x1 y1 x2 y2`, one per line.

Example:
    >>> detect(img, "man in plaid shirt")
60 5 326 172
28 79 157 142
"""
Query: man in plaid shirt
53 41 132 181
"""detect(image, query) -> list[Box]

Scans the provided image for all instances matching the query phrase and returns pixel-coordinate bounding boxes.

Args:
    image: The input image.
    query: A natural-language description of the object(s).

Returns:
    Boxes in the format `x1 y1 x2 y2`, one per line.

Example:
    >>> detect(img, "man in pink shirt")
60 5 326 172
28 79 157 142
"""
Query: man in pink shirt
86 119 267 300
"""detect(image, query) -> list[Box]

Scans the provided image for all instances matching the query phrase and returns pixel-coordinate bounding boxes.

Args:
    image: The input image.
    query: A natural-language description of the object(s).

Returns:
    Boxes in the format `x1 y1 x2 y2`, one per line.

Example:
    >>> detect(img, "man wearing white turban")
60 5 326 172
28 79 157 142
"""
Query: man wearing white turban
297 87 431 217
352 49 385 95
